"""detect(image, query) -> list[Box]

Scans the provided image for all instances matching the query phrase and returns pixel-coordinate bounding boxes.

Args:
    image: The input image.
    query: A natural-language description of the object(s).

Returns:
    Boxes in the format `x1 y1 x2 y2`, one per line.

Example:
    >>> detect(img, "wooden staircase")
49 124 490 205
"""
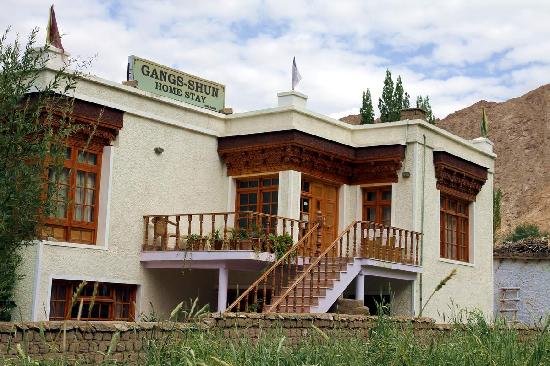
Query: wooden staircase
225 217 421 314
269 257 354 313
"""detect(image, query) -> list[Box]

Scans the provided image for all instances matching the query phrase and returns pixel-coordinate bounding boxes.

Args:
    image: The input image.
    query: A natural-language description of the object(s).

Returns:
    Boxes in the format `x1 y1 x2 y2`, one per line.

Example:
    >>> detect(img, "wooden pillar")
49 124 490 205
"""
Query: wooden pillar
217 266 229 312
315 210 323 256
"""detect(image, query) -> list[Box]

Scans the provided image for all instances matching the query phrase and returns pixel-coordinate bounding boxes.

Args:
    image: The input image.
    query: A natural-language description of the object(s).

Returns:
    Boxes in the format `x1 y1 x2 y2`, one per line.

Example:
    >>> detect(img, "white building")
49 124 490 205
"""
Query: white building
494 239 550 324
14 47 495 322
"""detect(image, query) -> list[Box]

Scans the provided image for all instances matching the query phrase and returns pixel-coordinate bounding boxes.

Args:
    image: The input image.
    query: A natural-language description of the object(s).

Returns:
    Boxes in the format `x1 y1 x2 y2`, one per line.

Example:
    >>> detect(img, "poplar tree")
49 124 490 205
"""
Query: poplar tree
393 76 410 120
378 69 394 122
416 95 435 124
360 89 374 124
0 28 83 320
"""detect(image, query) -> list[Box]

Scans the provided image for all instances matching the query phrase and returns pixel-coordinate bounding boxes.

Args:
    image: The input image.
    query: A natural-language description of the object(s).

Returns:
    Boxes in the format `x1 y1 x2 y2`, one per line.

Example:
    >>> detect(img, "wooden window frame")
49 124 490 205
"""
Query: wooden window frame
362 186 392 226
43 140 103 244
49 280 136 321
440 193 470 262
235 175 279 216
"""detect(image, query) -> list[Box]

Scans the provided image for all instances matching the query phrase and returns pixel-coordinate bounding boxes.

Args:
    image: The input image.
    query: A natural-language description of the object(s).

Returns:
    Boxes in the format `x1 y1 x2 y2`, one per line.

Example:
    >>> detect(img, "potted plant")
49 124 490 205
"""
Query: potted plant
208 229 224 250
268 233 294 259
228 227 250 250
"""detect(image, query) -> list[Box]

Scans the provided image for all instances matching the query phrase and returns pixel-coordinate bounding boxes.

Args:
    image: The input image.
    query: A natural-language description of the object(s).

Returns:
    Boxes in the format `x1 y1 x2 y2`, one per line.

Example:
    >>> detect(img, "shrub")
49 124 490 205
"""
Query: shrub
505 223 549 242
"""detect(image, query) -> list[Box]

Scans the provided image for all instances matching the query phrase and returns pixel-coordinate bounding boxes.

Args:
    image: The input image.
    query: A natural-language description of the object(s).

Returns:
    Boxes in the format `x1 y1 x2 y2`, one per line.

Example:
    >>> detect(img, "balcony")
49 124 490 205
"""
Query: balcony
141 211 420 267
142 211 309 252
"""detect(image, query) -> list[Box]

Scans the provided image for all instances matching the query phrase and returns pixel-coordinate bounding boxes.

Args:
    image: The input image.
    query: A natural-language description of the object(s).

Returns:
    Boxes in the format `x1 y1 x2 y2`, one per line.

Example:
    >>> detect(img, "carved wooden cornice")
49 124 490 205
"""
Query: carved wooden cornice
218 130 405 185
433 151 488 201
57 98 123 148
28 93 124 148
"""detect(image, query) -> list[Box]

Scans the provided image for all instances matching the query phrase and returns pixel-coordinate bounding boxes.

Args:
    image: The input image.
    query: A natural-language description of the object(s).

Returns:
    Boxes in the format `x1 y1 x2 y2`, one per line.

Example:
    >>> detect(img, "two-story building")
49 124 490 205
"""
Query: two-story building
14 46 495 322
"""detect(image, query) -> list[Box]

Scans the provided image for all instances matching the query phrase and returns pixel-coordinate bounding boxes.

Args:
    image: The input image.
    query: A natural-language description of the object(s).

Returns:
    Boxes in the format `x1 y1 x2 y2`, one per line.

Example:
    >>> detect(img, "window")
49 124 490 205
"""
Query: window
362 186 392 226
42 143 102 244
49 280 136 321
440 194 470 262
235 176 279 228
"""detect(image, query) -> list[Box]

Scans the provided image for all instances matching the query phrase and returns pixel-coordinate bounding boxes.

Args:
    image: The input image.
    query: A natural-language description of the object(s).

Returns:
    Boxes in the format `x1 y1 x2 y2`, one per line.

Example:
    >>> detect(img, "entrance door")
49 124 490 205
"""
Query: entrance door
300 178 339 253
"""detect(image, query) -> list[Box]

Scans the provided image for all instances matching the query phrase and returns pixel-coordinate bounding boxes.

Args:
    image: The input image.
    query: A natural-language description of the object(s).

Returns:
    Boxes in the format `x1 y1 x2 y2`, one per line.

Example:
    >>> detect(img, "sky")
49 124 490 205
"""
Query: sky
4 0 550 119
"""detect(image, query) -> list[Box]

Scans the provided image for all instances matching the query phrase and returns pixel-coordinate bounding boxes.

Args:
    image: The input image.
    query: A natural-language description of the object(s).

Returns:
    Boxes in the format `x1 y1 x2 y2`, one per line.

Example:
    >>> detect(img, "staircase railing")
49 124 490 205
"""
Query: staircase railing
267 220 422 313
225 218 322 313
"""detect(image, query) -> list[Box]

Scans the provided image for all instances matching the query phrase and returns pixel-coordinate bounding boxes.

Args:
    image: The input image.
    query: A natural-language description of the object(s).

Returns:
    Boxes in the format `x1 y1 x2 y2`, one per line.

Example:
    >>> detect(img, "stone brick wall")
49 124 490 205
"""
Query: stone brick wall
0 313 537 365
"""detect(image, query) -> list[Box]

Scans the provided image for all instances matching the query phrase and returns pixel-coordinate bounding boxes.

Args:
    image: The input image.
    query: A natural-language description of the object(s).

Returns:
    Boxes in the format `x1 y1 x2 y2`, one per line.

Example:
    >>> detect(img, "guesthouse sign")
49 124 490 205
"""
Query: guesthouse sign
127 55 225 112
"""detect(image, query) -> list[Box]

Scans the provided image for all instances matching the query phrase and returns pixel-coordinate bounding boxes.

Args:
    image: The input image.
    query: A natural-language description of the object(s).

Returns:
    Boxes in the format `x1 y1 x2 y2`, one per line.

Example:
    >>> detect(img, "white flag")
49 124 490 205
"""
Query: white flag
292 57 302 90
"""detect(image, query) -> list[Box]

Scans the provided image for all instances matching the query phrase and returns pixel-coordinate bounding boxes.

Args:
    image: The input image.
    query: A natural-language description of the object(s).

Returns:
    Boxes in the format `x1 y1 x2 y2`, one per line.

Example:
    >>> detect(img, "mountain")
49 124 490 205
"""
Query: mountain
340 84 550 235
437 84 550 235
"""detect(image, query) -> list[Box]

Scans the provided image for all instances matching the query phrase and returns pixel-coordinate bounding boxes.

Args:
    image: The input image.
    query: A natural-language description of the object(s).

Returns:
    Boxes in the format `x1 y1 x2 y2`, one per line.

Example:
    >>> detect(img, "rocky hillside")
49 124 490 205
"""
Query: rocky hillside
438 85 550 234
340 84 550 234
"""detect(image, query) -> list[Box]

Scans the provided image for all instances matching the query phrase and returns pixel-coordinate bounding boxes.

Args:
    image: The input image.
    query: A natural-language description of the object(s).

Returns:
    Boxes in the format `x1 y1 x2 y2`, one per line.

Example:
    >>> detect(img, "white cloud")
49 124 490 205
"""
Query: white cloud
3 0 550 119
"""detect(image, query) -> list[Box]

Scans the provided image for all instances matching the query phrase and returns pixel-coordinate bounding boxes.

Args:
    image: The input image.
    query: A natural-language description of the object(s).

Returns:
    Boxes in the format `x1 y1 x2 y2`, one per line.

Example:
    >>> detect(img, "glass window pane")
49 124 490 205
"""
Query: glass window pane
86 189 95 206
74 205 83 221
382 190 392 201
302 181 310 192
450 200 457 212
382 207 391 226
301 198 309 212
367 208 376 221
263 178 272 187
75 187 84 205
272 191 278 202
100 304 109 319
86 173 96 189
239 194 248 205
84 206 93 222
249 180 258 188
249 193 257 204
263 191 270 203
366 191 376 202
272 178 279 186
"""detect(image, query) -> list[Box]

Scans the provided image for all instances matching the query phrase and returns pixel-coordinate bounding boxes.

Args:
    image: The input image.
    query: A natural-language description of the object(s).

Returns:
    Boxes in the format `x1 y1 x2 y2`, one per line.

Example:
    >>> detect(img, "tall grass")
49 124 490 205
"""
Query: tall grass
141 312 549 366
3 311 549 365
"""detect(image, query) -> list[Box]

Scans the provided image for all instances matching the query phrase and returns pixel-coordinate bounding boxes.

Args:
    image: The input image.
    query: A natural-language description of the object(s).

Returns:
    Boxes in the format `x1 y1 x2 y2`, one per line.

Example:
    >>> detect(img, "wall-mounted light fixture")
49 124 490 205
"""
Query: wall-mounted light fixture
402 171 411 178
154 147 164 155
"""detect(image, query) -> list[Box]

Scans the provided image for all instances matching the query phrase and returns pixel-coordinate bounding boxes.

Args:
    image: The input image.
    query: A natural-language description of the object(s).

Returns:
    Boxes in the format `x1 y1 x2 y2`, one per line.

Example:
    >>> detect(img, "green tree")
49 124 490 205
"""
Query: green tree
378 69 394 122
392 75 410 120
416 95 435 124
0 28 82 320
360 89 374 124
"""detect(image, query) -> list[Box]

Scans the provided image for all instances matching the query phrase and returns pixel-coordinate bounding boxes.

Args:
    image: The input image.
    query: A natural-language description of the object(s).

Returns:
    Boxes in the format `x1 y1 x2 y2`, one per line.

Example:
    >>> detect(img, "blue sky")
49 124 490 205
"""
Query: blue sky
5 0 550 119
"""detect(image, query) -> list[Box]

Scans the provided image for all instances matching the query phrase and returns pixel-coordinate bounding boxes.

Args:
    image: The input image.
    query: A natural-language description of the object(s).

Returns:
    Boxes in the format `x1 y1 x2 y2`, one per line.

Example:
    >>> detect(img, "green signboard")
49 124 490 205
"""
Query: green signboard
127 56 225 112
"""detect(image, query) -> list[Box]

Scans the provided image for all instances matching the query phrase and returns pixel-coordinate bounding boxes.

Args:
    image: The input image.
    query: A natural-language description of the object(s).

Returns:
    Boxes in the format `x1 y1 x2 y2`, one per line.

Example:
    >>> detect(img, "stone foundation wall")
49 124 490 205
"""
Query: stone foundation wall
0 313 537 364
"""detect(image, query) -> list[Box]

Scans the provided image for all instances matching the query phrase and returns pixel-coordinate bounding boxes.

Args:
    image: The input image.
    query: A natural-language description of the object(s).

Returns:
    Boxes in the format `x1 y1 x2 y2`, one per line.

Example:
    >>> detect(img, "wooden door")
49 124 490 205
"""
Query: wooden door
301 178 339 253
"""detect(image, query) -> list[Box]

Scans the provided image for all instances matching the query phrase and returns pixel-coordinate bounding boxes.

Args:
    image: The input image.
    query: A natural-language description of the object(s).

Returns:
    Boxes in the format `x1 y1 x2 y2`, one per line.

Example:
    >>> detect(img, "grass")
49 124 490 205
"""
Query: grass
142 313 549 366
2 312 549 365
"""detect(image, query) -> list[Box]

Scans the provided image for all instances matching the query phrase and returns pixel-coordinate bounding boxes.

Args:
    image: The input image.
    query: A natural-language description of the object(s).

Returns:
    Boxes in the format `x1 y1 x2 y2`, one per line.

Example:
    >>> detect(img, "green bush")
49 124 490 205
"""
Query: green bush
505 223 549 242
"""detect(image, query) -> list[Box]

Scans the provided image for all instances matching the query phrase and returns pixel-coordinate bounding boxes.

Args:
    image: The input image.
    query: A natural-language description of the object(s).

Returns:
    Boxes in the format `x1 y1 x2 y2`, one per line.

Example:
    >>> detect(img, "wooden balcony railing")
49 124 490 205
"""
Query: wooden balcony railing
267 221 421 313
225 216 322 313
142 211 309 252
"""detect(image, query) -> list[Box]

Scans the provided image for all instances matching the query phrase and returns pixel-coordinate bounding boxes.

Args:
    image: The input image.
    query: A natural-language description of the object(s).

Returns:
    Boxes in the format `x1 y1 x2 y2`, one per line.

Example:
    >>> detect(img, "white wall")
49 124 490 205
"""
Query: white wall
494 258 550 324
